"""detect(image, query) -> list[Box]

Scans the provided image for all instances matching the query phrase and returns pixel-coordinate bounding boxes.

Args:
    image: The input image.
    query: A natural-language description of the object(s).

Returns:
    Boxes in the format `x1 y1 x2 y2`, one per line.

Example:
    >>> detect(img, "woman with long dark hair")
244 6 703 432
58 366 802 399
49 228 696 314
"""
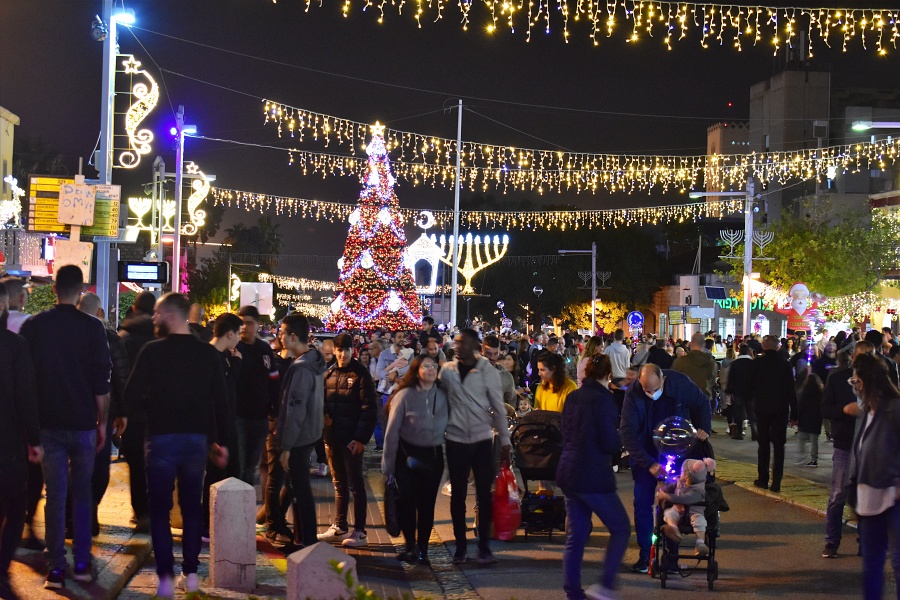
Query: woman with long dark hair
382 355 448 565
535 351 577 412
558 354 630 600
849 353 900 599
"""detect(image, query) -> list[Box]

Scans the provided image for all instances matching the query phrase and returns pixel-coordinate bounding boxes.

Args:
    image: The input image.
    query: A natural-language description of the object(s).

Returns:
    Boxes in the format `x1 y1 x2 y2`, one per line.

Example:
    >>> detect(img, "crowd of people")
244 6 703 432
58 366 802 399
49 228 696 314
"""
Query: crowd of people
1 273 899 600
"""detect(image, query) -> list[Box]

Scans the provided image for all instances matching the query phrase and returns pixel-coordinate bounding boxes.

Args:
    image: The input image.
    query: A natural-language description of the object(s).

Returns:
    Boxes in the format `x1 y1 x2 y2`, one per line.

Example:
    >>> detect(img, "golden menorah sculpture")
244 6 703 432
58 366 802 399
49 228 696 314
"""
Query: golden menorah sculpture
430 233 510 295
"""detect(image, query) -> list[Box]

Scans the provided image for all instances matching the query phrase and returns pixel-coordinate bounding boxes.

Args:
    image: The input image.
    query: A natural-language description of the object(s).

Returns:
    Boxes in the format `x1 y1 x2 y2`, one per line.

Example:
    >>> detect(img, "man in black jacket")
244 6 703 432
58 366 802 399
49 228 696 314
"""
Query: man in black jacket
724 344 755 440
750 335 797 493
317 333 377 547
646 339 673 370
821 343 867 558
0 281 43 600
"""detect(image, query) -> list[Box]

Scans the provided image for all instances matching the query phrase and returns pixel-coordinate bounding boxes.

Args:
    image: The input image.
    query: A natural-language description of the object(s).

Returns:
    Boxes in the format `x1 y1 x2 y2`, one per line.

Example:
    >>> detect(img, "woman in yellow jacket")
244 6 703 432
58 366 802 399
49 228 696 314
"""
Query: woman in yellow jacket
534 351 578 412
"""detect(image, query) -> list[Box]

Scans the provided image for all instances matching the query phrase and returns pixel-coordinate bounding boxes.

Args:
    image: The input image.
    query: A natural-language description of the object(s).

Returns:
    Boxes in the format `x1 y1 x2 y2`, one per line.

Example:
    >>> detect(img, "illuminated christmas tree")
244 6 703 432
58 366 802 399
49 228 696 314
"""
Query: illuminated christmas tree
326 123 422 331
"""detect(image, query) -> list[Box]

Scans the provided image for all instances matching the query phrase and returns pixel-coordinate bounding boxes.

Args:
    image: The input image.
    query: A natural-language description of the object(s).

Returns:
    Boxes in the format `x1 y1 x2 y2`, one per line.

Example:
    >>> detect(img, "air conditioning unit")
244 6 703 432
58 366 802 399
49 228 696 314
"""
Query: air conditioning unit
813 120 828 140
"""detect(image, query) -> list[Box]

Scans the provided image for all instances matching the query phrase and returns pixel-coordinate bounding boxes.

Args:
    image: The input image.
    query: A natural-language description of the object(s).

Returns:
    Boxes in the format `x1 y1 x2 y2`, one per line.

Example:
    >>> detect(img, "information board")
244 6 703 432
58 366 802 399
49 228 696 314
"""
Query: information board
58 183 95 226
54 239 94 282
27 176 119 236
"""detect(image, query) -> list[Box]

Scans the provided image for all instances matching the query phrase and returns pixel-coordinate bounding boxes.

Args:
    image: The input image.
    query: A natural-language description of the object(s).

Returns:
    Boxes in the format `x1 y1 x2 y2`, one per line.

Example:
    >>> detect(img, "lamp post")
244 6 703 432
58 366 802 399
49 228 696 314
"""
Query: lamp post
559 242 597 334
95 0 135 324
690 184 756 337
228 262 259 312
170 106 196 293
851 120 900 131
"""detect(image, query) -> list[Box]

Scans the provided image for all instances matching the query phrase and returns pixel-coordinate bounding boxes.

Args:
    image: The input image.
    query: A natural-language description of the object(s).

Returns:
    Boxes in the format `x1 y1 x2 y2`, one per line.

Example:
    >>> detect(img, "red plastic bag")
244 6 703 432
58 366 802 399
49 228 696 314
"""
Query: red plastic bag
492 465 521 541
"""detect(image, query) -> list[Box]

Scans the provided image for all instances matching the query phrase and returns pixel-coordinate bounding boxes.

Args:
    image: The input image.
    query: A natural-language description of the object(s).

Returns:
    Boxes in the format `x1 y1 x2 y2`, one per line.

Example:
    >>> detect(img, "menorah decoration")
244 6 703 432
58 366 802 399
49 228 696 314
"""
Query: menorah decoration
718 229 774 260
431 232 510 295
578 270 612 290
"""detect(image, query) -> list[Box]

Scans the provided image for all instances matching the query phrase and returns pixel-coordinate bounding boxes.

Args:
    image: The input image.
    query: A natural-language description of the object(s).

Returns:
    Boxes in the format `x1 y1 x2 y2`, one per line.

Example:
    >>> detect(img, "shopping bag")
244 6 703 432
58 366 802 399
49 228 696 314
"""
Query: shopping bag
384 476 401 537
492 465 521 541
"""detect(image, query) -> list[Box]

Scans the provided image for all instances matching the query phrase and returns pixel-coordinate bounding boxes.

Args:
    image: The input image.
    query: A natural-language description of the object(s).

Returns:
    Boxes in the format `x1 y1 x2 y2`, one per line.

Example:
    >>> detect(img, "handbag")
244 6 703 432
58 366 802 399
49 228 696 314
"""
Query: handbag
383 476 401 537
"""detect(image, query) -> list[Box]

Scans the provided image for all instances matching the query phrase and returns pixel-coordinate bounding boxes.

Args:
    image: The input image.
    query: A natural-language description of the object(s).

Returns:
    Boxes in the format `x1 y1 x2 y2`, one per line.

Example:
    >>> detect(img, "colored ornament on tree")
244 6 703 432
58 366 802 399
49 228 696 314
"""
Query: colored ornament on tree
326 122 422 331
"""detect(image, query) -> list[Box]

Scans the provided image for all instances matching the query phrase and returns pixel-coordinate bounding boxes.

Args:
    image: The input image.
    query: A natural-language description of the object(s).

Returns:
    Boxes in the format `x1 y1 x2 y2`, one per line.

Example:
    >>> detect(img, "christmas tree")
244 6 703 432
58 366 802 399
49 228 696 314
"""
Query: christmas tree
326 123 422 331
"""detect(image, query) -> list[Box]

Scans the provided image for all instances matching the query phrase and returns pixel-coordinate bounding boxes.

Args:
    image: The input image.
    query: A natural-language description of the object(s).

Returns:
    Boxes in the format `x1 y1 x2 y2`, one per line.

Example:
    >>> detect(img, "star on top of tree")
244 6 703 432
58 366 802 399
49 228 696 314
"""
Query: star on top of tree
370 121 386 137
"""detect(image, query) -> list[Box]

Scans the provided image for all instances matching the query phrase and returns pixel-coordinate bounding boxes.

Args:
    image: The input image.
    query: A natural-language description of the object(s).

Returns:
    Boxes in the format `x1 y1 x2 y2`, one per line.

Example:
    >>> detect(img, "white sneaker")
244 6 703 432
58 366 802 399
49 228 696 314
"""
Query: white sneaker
317 524 350 542
177 572 199 593
441 482 452 497
156 575 175 599
585 583 621 600
695 541 710 557
341 530 368 547
315 463 329 477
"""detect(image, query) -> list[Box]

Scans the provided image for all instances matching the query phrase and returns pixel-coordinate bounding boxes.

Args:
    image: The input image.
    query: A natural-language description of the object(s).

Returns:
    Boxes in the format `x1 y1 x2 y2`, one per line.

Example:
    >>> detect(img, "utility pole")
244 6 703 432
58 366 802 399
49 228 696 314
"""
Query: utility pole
450 99 462 331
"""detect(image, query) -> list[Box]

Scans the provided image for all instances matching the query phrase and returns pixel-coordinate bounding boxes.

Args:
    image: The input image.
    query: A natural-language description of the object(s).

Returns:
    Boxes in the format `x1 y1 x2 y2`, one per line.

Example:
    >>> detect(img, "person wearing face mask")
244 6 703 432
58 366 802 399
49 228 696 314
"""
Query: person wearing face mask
557 354 629 600
820 341 872 559
620 363 711 574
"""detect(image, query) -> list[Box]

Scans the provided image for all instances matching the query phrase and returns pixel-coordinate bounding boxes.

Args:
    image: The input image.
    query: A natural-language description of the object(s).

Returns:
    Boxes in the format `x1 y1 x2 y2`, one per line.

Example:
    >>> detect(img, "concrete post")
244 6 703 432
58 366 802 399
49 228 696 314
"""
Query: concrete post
209 477 256 591
287 542 358 600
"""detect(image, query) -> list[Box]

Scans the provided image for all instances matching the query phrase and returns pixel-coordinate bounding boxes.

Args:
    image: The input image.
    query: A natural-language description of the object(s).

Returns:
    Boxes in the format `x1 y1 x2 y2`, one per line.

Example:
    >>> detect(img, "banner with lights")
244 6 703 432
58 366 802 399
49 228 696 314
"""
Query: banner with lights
115 55 159 170
260 100 900 194
304 1 899 55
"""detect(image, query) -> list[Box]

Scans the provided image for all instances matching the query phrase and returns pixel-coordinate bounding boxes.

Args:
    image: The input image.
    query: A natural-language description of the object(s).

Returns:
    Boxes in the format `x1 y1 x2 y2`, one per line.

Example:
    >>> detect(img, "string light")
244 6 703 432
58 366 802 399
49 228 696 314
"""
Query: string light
258 273 336 291
212 186 746 229
298 1 900 55
260 100 900 194
749 280 899 323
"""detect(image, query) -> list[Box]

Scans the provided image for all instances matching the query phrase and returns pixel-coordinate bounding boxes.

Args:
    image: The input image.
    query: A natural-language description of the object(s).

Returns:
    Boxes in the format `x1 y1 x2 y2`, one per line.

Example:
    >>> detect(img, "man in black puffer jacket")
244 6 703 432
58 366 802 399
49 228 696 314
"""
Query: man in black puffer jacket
318 333 377 547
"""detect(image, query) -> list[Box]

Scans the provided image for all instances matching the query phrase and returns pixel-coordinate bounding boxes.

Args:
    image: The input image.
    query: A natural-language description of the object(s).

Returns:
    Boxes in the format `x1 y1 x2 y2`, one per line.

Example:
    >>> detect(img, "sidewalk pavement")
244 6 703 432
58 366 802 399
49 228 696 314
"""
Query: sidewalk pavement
8 415 857 599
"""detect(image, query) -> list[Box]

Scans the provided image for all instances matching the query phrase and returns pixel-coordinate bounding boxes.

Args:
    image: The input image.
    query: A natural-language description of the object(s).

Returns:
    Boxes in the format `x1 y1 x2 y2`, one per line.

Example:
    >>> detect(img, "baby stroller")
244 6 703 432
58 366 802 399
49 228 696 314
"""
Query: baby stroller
510 409 565 539
650 469 729 590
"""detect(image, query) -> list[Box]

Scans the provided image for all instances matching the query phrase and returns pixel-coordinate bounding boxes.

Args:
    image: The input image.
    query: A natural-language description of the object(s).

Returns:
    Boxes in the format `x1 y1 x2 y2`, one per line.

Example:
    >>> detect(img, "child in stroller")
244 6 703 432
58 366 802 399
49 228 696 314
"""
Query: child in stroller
657 458 716 557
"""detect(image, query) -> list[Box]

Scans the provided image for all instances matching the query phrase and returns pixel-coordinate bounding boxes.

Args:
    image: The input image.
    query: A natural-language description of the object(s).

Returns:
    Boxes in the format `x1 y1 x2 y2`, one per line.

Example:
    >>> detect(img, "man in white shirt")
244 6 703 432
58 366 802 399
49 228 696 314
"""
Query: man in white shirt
605 328 631 382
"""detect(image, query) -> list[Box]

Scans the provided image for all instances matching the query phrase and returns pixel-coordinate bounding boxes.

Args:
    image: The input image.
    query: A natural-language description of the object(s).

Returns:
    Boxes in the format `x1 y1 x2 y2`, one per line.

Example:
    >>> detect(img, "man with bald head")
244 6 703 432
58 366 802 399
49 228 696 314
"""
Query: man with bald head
672 331 718 419
620 363 712 573
750 335 797 494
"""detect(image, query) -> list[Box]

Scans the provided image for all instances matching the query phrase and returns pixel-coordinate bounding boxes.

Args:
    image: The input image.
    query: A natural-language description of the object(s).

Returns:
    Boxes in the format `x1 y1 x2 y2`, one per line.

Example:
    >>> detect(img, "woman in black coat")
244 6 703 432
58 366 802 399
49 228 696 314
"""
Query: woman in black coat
557 354 630 600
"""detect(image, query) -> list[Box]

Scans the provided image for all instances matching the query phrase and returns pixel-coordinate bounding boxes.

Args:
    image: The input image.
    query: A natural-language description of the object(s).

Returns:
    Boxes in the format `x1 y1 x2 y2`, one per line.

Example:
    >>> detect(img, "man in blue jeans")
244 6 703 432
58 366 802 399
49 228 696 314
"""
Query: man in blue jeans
124 293 229 599
821 343 866 558
19 265 111 590
620 364 711 574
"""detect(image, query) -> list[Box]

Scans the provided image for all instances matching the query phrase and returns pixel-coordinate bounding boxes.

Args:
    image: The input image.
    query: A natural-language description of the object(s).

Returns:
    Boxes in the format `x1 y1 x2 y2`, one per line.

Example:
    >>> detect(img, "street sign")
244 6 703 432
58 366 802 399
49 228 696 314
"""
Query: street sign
627 311 644 330
27 176 119 236
668 306 684 325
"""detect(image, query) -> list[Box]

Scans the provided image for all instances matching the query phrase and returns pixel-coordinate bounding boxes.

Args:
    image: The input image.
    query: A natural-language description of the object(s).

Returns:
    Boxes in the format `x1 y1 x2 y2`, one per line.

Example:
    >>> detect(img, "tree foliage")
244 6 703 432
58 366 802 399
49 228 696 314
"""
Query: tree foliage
559 299 629 333
720 197 900 297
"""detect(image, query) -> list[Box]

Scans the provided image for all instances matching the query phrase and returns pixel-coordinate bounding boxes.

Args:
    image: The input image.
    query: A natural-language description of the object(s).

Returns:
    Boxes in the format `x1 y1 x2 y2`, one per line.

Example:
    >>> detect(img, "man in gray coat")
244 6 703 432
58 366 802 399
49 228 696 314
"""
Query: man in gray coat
275 314 325 548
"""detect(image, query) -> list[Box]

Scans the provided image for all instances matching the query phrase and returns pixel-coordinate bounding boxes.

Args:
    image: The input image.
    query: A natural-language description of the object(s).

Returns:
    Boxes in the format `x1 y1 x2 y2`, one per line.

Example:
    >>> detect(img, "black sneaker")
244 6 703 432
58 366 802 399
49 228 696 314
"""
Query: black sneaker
753 480 769 490
73 561 95 583
452 549 467 564
44 568 65 589
265 528 294 546
631 558 649 574
822 543 838 558
805 460 818 468
475 550 496 566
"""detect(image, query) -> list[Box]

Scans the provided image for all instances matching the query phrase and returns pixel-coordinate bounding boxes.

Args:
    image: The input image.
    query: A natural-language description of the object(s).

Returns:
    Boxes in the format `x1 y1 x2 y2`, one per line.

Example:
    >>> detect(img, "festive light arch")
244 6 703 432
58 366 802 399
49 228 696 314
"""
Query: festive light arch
211 186 745 229
257 100 900 194
293 1 899 55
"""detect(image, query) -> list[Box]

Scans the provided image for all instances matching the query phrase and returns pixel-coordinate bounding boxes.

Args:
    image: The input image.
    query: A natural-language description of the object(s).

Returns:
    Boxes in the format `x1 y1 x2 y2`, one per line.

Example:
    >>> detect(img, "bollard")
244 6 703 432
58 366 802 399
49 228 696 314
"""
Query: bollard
209 477 256 591
287 542 358 600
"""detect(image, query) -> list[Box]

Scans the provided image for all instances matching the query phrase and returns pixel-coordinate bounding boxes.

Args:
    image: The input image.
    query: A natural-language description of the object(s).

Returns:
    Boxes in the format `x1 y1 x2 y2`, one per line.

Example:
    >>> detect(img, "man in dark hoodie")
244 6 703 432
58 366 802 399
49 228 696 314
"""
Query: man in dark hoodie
117 290 157 533
0 281 43 600
750 335 798 494
318 333 377 547
275 314 325 549
646 339 674 370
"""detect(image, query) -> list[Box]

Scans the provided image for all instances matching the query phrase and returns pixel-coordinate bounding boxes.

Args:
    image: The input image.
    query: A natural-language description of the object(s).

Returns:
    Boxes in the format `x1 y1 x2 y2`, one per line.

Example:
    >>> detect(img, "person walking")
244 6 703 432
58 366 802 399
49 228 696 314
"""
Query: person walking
672 332 719 420
751 335 798 494
558 354 630 600
620 364 711 573
605 329 631 383
275 314 326 549
382 354 449 565
847 353 900 599
0 281 43 600
123 293 230 598
374 331 411 451
438 329 511 565
577 336 604 387
794 372 824 467
821 342 869 559
317 333 377 548
646 338 674 370
724 344 755 440
19 265 111 589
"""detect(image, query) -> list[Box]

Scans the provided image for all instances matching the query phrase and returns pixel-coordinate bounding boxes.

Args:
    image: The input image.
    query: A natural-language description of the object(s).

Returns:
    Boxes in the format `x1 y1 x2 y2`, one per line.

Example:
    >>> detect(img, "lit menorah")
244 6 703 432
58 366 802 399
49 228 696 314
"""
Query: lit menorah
430 233 510 295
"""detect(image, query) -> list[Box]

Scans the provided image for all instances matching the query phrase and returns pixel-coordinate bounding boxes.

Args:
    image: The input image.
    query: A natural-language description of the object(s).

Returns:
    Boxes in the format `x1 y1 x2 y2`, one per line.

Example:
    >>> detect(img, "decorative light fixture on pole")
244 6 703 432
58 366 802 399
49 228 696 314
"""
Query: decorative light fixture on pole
691 183 757 336
559 242 597 334
170 106 197 293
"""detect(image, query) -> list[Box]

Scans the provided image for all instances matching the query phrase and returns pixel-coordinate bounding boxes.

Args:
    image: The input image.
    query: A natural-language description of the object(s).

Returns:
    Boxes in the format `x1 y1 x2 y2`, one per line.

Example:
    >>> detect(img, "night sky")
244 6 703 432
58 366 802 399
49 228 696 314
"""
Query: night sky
2 0 899 271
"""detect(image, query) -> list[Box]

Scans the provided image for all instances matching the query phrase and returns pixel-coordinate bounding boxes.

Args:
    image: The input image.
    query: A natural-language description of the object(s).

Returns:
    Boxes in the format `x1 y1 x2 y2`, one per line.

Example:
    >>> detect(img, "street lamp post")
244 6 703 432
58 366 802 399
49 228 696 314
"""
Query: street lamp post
171 106 196 294
559 242 597 334
690 184 756 336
